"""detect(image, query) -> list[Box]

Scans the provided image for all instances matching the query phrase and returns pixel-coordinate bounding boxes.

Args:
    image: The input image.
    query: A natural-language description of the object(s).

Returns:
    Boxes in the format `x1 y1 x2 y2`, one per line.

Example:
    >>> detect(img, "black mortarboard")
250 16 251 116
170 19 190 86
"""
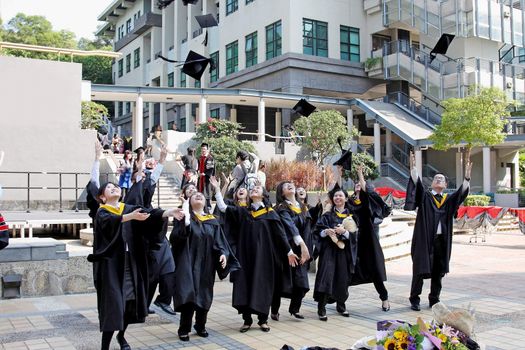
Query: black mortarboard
292 99 316 117
333 149 353 171
328 183 347 200
181 51 211 81
195 14 218 28
183 0 198 5
429 33 455 62
134 146 145 154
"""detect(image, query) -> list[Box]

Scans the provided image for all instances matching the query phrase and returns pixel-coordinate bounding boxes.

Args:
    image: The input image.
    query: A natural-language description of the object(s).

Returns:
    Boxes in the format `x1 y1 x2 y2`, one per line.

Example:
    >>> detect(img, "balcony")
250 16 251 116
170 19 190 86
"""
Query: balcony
114 12 162 51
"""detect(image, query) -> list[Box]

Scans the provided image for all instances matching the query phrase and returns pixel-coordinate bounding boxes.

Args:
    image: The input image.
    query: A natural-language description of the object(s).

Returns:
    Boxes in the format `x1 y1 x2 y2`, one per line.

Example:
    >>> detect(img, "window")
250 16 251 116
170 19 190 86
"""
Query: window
245 31 258 68
246 0 255 3
134 48 140 68
126 54 131 73
226 0 238 15
266 20 282 60
210 108 220 118
226 41 239 75
117 26 122 40
180 118 186 131
167 72 174 87
180 71 186 87
340 26 360 62
303 18 328 57
118 101 123 116
520 47 525 63
210 51 219 82
118 59 123 77
126 102 131 114
126 19 132 34
195 80 201 88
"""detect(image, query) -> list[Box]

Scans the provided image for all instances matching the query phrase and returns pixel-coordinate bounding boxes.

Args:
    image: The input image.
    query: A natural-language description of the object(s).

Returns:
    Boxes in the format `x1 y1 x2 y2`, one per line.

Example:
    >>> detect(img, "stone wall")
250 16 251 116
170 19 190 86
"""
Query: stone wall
0 256 94 297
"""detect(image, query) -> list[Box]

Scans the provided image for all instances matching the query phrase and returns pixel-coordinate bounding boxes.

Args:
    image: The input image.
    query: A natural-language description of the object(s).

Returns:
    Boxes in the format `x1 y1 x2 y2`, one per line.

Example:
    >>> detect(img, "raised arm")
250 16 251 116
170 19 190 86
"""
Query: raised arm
91 141 103 188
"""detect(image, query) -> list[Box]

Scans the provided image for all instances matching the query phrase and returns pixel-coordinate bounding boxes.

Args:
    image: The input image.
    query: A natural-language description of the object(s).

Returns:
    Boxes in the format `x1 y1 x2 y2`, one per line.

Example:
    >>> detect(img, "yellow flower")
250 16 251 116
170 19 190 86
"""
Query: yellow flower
397 341 409 350
438 334 448 342
383 338 396 350
394 330 408 340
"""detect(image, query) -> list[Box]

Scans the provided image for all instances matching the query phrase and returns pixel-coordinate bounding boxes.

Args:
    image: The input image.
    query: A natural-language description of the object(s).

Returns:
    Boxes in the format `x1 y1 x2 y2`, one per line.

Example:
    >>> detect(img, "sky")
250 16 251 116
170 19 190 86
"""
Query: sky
0 0 113 40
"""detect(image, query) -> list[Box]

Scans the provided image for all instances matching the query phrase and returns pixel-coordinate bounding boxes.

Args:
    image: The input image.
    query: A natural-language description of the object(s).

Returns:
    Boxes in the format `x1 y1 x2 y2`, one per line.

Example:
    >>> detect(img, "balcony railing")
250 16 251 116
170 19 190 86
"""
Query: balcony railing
114 12 162 51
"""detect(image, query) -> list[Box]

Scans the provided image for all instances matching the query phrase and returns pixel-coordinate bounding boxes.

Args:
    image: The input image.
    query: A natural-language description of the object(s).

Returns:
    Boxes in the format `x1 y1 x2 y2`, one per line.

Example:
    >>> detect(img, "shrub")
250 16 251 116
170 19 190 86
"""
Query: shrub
463 195 491 206
265 159 334 191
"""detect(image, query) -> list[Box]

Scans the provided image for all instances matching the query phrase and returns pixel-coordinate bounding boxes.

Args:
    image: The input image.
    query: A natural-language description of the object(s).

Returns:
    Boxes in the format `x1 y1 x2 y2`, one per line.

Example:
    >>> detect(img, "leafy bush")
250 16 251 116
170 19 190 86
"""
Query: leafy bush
343 152 379 181
81 101 107 130
265 159 334 191
463 195 491 206
195 117 243 139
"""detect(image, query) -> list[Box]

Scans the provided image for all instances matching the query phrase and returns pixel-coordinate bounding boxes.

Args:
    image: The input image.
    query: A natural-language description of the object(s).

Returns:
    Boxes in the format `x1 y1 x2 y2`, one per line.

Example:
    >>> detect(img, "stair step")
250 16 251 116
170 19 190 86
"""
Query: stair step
379 221 410 238
383 242 411 261
380 228 412 249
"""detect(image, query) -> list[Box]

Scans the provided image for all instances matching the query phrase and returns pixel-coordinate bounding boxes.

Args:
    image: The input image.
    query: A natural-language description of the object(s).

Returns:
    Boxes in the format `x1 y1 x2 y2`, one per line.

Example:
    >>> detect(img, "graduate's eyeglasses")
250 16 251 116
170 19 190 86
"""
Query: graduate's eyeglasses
433 176 446 183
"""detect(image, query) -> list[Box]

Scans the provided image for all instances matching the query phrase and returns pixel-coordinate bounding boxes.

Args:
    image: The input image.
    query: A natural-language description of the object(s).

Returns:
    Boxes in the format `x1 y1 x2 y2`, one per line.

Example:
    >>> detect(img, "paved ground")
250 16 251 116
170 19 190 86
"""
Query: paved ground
0 230 524 350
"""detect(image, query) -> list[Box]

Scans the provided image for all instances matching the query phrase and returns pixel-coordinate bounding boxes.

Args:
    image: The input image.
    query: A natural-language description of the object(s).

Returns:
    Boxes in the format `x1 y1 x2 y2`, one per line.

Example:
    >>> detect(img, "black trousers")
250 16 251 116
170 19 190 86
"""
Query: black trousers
178 303 208 335
148 271 175 307
410 235 445 305
242 311 268 325
373 280 389 301
271 287 305 315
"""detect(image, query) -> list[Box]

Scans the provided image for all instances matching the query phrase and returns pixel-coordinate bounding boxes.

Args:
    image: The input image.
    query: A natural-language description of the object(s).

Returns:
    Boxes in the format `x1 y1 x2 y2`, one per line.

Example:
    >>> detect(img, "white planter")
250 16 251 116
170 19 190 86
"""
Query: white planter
494 193 519 208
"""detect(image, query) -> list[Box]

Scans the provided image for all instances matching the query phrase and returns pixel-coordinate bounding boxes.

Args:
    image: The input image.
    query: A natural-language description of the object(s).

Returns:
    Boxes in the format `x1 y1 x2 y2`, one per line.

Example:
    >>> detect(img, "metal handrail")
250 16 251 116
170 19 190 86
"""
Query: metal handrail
385 91 441 126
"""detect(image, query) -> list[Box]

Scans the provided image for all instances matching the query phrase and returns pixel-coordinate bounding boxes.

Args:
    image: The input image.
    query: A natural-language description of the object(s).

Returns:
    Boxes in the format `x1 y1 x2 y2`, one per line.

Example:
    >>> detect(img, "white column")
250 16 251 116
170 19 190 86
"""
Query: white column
133 95 144 149
275 110 282 138
199 96 207 124
258 98 266 142
185 103 192 132
346 109 353 133
160 103 167 130
385 129 392 158
148 102 154 132
483 146 491 193
230 107 237 123
415 147 423 178
455 151 463 189
373 122 381 165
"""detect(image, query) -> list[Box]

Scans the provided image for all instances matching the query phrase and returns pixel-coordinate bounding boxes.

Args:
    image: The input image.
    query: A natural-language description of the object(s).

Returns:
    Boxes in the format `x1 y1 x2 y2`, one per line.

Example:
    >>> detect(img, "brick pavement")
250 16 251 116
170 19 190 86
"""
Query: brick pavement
0 231 524 350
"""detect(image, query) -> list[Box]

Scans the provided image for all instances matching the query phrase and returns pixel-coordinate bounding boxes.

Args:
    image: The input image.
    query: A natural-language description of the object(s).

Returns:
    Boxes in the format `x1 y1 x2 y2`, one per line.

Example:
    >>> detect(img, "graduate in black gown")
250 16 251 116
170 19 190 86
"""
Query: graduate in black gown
296 186 323 258
213 178 299 333
88 174 184 350
170 190 239 341
313 181 358 321
346 168 390 312
271 181 312 320
213 186 248 257
405 152 471 311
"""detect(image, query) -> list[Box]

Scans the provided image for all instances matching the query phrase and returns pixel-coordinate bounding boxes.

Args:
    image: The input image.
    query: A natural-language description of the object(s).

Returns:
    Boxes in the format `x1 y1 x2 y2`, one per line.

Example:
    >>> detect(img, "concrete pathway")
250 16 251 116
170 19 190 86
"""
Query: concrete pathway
0 231 524 350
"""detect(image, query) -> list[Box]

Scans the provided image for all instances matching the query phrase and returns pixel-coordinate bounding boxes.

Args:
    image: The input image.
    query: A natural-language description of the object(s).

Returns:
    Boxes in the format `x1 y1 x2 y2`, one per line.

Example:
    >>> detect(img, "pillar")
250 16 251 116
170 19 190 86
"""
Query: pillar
133 95 144 149
199 96 207 124
385 129 392 158
160 103 167 130
148 102 154 132
230 106 237 123
258 98 266 142
483 147 491 193
374 122 381 165
185 103 192 132
275 110 282 139
455 151 463 189
415 147 423 178
346 109 353 133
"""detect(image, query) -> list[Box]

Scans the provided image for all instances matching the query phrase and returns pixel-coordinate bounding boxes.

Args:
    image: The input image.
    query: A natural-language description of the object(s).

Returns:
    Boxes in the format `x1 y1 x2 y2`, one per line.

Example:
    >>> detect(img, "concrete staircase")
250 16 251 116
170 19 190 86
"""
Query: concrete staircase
150 174 182 209
379 210 416 261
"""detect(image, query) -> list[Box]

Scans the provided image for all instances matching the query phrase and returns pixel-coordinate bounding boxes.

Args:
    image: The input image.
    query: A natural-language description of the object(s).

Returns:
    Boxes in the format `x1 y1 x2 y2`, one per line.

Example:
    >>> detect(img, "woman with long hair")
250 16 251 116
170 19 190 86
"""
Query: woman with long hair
118 150 133 196
170 190 239 341
271 181 312 320
213 178 299 333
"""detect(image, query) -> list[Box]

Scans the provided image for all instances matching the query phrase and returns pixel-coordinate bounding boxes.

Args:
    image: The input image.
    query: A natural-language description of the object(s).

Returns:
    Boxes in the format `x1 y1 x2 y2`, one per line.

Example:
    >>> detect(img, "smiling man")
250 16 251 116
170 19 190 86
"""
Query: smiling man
405 151 472 311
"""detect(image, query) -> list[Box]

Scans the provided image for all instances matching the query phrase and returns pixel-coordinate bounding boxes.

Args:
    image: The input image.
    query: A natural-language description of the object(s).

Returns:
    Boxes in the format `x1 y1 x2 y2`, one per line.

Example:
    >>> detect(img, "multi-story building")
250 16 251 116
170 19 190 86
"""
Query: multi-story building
97 0 525 194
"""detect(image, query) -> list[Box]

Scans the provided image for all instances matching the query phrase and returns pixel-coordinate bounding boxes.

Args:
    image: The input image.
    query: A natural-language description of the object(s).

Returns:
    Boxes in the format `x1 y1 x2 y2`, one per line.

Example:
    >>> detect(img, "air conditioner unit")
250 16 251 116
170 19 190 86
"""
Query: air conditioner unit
506 81 513 89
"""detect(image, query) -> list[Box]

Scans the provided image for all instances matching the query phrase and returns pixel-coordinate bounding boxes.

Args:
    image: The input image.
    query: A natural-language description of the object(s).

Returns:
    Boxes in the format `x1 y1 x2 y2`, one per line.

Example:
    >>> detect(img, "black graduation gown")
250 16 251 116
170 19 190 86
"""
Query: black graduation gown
170 215 239 311
275 204 312 296
404 177 469 277
313 209 358 303
347 191 387 285
225 205 293 315
88 204 166 332
308 203 322 259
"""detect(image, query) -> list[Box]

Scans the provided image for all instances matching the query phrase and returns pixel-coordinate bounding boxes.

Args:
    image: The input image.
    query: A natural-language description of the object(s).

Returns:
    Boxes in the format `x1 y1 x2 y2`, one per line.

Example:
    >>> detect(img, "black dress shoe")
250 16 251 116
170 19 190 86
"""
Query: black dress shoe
336 303 350 317
117 335 131 350
410 303 421 311
318 304 327 321
382 300 391 312
148 308 155 314
178 334 190 341
429 300 439 308
154 301 177 315
270 313 279 321
290 312 304 319
193 325 209 338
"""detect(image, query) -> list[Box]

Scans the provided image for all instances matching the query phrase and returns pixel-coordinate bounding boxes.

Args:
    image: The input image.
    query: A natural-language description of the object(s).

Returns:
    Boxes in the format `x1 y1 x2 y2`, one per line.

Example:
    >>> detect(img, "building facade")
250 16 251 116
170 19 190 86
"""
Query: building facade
97 0 525 193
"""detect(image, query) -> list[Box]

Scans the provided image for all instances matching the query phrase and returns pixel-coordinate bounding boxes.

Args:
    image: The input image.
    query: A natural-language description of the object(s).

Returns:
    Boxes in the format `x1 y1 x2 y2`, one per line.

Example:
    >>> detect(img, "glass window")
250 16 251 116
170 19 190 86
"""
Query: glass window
126 102 131 114
180 71 186 87
126 54 131 73
226 0 238 15
210 108 220 118
118 59 123 77
245 31 258 68
266 20 282 60
210 51 219 82
195 80 201 88
303 18 328 57
126 19 132 34
167 72 174 87
519 48 525 63
340 26 360 62
134 48 140 68
226 41 239 75
180 117 186 131
118 101 123 116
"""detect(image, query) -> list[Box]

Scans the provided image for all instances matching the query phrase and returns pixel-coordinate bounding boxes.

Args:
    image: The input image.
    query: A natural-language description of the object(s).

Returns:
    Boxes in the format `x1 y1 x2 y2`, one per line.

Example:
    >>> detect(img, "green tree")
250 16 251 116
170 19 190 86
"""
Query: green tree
74 37 113 84
193 118 256 175
345 152 379 181
81 101 108 130
430 87 513 162
520 150 525 187
293 110 359 165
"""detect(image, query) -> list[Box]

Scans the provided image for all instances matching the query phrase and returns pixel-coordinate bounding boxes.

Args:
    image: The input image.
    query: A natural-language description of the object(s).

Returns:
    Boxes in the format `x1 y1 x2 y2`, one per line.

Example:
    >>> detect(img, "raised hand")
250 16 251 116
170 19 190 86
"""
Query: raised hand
209 176 220 190
219 255 227 269
95 141 103 160
465 159 473 180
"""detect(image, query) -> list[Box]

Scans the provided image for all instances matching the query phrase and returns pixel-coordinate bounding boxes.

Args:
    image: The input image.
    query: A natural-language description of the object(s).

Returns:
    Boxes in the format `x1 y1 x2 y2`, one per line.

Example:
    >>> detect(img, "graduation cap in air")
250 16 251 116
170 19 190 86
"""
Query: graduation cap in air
181 51 212 81
195 14 218 46
333 137 353 171
292 99 316 117
183 0 199 4
429 33 455 63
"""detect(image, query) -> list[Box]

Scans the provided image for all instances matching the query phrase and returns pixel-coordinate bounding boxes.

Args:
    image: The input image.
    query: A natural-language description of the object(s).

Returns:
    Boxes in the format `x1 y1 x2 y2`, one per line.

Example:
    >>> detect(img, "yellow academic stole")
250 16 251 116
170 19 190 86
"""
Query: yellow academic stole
251 207 274 218
432 193 447 208
100 203 125 216
194 213 216 222
288 205 303 214
335 211 350 219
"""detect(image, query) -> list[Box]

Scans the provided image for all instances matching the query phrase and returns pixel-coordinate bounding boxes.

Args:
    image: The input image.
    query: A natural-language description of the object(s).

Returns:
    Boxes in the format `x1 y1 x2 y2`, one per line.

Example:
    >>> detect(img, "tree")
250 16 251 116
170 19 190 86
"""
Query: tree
81 101 108 130
293 110 359 165
193 118 256 175
74 37 113 84
345 152 379 181
430 87 513 162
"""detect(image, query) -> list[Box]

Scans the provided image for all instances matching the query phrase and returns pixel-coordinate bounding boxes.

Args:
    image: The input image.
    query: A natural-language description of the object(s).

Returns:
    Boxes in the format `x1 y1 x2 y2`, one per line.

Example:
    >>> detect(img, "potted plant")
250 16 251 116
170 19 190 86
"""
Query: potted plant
364 57 382 74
